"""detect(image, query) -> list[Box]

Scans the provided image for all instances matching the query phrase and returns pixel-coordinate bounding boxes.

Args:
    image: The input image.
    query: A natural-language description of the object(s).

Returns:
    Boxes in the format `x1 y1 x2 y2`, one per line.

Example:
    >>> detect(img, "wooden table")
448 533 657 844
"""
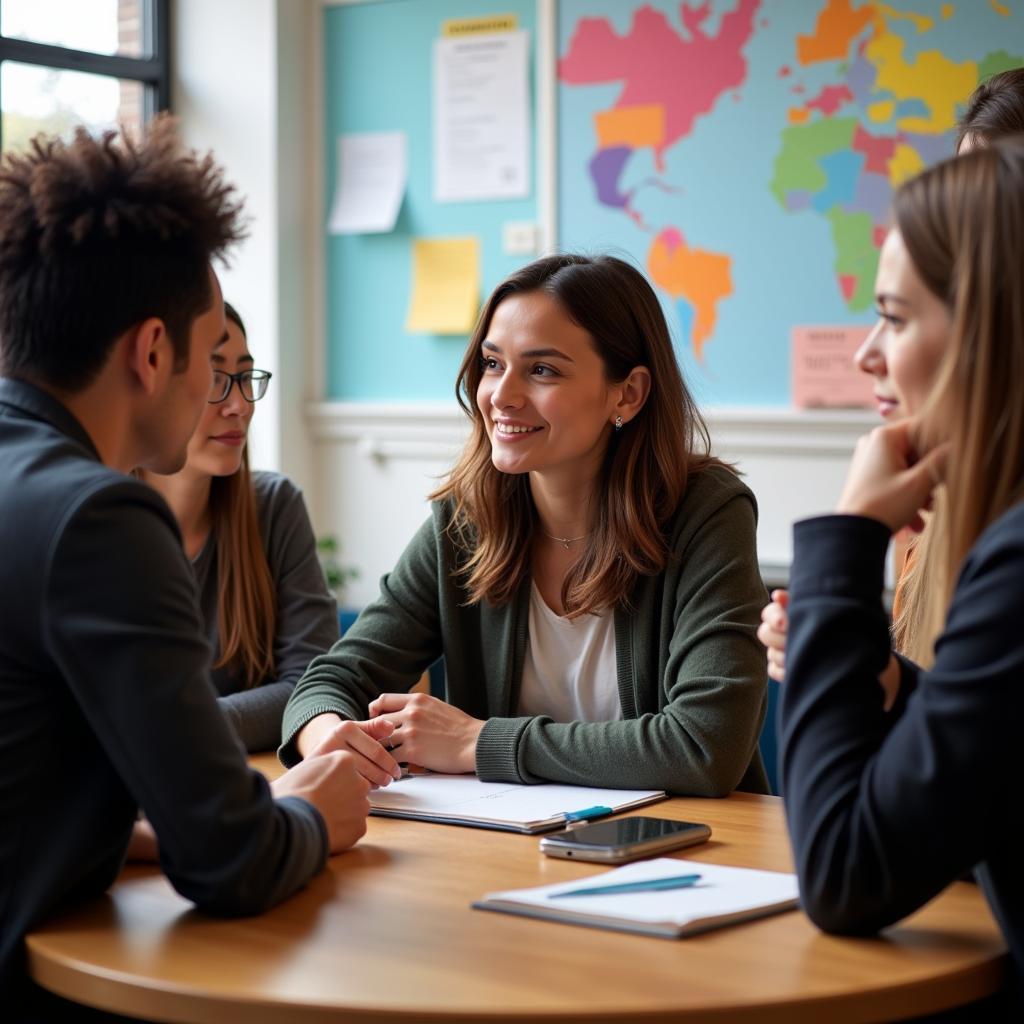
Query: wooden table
26 754 1007 1023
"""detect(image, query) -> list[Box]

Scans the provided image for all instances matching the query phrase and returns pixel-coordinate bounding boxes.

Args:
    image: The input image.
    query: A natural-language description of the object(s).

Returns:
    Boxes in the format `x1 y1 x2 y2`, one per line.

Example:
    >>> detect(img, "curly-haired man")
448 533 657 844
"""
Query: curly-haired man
0 118 383 1020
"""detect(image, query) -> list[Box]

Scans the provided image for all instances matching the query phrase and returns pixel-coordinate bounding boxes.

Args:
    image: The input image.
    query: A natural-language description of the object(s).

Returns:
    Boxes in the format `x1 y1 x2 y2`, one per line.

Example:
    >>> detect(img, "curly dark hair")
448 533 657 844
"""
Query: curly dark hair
0 114 246 390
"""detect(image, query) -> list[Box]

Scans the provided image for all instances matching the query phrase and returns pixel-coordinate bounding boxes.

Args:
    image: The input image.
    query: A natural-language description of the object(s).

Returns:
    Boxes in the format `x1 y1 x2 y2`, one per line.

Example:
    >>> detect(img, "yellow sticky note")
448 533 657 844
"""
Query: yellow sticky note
406 237 480 335
442 13 517 37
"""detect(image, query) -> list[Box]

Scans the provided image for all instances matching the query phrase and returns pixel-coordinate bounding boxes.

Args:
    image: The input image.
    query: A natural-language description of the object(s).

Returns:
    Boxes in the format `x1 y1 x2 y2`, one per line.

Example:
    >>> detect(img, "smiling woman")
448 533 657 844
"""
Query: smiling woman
281 254 770 798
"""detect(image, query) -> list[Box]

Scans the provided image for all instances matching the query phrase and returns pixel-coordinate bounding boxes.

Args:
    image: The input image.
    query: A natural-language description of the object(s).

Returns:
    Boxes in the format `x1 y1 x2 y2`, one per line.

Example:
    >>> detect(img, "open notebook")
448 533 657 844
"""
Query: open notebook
474 857 799 937
369 773 665 833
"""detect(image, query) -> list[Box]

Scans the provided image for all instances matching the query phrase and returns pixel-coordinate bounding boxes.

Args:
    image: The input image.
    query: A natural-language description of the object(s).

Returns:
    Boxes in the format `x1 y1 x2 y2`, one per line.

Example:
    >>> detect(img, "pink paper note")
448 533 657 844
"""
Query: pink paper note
791 326 875 409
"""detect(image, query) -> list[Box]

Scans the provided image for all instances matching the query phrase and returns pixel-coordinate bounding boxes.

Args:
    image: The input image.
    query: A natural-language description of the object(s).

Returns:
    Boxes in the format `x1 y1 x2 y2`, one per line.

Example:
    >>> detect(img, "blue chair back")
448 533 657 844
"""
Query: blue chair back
338 608 445 698
759 679 781 795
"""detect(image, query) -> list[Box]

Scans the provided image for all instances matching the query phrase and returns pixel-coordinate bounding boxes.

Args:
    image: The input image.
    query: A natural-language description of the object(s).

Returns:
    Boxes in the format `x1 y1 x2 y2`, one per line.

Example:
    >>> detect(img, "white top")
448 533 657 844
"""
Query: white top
516 583 622 723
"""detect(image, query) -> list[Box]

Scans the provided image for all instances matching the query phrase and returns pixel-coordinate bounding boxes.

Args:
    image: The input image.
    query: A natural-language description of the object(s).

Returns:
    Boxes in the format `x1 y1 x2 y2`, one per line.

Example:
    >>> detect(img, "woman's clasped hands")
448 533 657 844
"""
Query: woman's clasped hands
294 693 485 786
367 692 485 775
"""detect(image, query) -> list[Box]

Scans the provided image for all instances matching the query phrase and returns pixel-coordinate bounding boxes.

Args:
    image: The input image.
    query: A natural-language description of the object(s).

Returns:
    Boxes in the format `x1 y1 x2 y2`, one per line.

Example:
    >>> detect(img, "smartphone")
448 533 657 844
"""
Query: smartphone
539 816 711 863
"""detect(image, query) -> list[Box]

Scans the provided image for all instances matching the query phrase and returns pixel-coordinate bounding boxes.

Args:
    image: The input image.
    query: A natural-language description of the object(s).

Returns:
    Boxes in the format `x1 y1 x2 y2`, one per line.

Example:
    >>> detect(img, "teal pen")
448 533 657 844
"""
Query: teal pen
548 873 702 899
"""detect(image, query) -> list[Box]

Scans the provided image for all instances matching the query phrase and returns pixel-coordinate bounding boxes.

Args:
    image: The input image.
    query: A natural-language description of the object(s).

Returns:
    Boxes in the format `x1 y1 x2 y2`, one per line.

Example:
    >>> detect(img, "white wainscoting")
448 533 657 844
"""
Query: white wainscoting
307 402 878 607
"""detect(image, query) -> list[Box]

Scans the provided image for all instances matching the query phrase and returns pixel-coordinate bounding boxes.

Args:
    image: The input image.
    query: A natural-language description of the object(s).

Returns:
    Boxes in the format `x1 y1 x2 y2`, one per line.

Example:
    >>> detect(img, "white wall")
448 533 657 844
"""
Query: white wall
174 0 881 610
307 403 877 607
173 0 318 486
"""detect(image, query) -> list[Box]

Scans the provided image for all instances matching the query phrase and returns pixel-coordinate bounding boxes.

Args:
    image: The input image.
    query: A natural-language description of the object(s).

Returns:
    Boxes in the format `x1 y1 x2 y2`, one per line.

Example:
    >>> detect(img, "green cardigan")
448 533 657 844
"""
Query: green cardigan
281 465 769 795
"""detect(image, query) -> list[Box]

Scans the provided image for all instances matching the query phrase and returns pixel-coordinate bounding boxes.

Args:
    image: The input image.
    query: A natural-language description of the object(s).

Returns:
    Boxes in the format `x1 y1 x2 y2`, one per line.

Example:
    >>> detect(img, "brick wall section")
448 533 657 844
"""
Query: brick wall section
117 0 144 133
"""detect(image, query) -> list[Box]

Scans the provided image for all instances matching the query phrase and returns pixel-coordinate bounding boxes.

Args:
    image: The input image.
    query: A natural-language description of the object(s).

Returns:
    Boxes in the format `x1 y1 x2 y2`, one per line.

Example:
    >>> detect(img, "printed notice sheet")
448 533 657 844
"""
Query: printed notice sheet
328 131 407 234
791 325 875 408
433 29 530 202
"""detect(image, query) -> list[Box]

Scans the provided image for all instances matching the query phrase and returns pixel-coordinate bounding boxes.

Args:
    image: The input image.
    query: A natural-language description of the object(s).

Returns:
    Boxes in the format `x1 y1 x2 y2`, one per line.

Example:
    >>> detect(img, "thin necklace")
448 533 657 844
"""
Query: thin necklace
542 530 589 550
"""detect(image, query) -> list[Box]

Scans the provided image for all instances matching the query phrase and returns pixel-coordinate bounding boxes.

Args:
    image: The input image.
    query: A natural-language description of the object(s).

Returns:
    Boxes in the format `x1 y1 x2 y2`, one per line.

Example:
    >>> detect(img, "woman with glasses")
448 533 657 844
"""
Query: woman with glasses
140 302 339 752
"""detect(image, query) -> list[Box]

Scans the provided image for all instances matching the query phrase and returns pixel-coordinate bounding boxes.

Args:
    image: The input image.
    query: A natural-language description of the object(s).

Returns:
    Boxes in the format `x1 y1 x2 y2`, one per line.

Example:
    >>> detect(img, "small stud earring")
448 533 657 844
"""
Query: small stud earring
614 415 623 430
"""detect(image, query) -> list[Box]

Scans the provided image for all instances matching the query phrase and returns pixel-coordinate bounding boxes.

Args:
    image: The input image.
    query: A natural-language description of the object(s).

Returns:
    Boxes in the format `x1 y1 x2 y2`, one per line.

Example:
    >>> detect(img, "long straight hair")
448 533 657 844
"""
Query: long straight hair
211 302 276 686
892 70 1024 665
891 140 1024 662
431 254 723 616
890 501 946 666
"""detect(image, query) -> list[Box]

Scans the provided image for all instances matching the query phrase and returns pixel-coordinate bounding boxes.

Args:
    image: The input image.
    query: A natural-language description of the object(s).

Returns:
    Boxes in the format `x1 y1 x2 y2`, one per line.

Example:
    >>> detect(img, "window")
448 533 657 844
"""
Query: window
0 0 169 153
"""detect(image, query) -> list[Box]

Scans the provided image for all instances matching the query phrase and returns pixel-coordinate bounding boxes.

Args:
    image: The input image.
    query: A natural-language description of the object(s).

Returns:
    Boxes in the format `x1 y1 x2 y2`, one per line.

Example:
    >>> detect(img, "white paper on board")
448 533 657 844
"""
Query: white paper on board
433 30 530 203
328 131 407 234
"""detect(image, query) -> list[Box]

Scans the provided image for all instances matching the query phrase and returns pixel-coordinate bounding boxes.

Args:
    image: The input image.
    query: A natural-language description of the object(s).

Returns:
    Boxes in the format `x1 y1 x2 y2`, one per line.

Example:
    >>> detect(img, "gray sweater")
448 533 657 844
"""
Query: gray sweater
282 466 769 796
196 472 339 752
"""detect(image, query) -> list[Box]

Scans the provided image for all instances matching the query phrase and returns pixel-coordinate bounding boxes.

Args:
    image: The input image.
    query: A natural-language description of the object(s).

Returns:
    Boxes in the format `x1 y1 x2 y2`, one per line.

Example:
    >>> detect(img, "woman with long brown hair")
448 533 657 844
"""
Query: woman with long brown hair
759 65 1024 688
281 255 769 796
140 302 338 752
780 137 1024 1008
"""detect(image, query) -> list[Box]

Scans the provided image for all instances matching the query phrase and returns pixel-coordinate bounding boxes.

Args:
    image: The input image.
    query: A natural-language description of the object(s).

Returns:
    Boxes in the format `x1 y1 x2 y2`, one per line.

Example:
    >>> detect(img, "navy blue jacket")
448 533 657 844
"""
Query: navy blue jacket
0 379 327 1000
782 510 1024 1001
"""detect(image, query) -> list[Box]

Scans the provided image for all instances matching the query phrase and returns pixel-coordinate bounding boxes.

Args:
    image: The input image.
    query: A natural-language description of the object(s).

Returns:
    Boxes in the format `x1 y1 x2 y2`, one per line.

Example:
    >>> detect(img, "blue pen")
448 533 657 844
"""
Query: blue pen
562 805 612 824
548 873 702 899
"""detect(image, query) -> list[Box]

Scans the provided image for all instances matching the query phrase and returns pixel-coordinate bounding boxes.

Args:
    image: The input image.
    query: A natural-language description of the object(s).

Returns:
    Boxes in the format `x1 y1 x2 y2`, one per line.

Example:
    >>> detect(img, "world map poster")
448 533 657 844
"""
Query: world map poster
557 0 1022 405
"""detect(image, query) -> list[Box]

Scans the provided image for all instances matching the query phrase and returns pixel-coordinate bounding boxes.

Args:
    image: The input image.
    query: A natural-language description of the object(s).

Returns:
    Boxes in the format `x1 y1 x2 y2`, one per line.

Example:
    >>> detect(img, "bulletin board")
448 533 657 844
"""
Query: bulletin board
323 0 538 401
324 0 1021 407
556 0 1020 406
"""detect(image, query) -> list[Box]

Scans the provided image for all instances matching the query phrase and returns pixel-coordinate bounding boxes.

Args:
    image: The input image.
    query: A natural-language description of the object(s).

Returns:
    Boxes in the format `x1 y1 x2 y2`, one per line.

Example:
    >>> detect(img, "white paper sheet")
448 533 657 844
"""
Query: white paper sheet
328 131 407 234
370 773 663 831
433 30 530 203
478 858 799 935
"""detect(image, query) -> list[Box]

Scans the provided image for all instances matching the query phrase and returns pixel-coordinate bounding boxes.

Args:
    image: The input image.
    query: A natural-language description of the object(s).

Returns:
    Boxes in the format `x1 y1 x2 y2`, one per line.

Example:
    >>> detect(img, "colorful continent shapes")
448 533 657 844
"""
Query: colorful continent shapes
560 2 756 355
777 0 1022 311
648 228 732 363
796 0 874 64
561 0 758 207
795 0 976 133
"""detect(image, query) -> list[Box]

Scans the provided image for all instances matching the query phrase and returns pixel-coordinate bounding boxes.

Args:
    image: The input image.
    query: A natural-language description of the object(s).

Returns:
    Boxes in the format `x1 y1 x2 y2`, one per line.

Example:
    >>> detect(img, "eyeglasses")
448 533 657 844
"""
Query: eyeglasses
209 369 272 404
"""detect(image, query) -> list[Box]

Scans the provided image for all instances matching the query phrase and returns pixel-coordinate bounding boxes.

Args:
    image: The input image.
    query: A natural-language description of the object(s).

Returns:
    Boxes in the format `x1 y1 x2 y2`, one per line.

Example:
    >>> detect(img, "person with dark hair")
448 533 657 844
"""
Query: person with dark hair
0 120 392 1016
957 66 1024 153
780 137 1024 1012
137 302 339 754
282 254 769 797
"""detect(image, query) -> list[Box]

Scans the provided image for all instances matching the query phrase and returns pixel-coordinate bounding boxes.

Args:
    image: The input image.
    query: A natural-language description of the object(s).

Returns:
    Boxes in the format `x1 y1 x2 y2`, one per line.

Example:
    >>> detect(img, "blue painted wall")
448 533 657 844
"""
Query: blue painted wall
323 0 538 400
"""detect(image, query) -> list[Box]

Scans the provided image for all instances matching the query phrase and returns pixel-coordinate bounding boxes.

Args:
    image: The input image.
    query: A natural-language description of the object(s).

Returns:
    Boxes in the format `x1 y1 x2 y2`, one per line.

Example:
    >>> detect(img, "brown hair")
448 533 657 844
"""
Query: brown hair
210 303 276 687
0 114 244 390
431 253 723 616
891 139 1024 664
892 75 1024 664
956 67 1024 153
135 302 276 686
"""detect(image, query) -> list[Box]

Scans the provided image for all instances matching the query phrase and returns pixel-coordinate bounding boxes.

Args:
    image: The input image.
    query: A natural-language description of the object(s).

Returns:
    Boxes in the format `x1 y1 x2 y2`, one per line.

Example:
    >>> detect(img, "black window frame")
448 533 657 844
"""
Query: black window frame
0 0 170 148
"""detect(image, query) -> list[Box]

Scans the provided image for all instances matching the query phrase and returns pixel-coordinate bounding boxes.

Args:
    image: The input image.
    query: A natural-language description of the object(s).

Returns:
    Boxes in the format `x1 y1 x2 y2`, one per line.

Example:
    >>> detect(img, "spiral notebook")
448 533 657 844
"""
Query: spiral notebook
473 857 800 937
368 773 665 833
